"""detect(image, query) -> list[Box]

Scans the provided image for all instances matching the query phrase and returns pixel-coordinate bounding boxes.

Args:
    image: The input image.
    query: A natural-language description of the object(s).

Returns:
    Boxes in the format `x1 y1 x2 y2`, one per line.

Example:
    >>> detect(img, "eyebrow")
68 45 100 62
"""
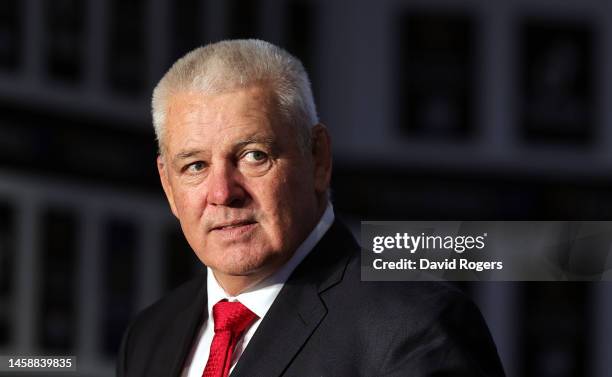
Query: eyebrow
173 150 205 163
234 135 276 150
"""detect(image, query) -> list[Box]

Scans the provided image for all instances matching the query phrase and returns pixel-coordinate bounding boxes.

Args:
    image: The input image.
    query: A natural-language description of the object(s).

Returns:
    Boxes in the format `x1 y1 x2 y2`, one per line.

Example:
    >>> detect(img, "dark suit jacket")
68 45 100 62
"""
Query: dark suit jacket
117 221 506 377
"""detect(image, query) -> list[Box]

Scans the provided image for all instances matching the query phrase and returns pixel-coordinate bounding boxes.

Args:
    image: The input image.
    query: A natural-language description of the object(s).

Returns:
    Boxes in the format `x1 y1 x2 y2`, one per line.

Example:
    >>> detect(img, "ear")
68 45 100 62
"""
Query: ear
310 123 332 196
157 155 179 218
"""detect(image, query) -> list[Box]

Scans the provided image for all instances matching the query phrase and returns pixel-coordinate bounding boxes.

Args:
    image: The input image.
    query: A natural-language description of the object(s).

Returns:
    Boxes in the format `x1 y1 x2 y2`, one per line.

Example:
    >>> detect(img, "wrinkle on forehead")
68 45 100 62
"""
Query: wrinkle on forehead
163 85 282 156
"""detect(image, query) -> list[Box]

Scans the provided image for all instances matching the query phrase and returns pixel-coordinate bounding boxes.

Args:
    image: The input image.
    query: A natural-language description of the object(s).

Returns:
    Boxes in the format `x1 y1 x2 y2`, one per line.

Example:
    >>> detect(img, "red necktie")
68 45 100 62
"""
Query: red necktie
202 301 257 377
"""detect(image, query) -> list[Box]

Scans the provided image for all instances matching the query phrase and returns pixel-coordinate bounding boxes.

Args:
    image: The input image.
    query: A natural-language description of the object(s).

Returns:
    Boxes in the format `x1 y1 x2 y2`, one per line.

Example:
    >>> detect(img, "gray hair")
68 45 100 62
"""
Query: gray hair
152 39 318 154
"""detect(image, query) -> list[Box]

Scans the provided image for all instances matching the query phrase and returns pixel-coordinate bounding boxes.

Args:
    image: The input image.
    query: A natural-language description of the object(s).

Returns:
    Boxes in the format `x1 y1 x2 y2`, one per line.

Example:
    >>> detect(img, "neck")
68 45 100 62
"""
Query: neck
212 268 275 296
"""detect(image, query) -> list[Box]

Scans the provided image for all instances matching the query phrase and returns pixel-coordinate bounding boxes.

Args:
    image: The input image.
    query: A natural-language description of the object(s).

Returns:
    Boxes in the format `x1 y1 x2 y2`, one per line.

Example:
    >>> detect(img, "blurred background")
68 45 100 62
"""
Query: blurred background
0 0 611 376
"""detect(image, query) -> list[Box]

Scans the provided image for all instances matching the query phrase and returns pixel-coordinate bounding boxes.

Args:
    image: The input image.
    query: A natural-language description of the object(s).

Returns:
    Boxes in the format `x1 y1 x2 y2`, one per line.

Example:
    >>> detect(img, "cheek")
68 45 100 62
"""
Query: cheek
255 169 315 225
173 188 209 252
173 185 206 221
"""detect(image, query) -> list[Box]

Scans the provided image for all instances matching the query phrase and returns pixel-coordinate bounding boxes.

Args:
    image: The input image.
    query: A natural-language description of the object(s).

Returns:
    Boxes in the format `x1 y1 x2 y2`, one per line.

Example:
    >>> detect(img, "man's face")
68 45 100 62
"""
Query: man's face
157 85 330 287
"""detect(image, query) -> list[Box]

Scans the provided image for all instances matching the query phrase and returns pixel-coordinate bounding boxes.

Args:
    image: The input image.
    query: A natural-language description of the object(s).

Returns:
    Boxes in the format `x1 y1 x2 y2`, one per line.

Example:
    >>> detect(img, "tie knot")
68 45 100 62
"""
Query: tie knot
212 301 257 334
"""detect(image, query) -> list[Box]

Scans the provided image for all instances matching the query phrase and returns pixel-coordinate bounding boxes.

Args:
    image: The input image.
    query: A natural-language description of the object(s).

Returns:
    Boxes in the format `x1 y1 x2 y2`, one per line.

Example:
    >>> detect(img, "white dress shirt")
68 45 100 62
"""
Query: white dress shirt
182 203 335 377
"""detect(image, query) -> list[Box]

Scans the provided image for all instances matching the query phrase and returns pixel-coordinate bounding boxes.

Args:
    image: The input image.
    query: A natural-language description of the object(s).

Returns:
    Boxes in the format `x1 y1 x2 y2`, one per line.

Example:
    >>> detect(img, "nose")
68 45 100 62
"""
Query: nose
207 162 247 207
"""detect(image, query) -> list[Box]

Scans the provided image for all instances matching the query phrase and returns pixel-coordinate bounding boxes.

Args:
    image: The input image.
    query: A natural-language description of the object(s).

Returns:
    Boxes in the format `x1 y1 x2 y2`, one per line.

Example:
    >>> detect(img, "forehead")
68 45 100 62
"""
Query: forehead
164 86 286 152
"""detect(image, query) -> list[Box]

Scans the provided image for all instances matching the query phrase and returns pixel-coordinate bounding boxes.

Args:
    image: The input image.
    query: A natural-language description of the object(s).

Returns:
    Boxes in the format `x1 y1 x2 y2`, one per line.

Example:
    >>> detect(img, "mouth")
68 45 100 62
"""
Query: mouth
210 220 258 232
209 220 258 241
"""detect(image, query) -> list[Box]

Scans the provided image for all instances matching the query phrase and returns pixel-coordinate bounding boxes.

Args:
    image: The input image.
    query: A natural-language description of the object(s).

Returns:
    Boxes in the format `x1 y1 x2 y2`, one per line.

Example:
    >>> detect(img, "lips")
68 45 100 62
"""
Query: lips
210 220 257 232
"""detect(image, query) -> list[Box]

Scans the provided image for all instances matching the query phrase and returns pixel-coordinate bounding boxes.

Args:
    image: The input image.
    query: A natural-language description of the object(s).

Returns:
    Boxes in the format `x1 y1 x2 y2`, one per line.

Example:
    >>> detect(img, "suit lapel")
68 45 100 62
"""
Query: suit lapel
230 278 326 377
230 222 357 377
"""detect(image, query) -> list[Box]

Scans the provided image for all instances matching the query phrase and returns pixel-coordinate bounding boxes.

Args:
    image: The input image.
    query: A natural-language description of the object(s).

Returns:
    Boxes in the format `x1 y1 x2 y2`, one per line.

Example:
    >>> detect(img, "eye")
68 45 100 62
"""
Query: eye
239 149 272 176
185 161 206 173
243 150 268 163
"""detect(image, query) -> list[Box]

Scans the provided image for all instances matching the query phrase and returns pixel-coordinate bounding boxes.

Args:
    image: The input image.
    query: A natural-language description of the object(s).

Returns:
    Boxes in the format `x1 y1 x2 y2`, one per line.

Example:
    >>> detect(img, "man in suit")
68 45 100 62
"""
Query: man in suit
117 39 506 377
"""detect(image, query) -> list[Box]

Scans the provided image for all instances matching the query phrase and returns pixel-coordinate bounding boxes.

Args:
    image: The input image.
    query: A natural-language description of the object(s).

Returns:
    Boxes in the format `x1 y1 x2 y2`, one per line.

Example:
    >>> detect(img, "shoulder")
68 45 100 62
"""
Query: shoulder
314 221 468 319
128 273 206 331
337 252 472 321
325 255 505 376
120 273 206 352
116 273 206 377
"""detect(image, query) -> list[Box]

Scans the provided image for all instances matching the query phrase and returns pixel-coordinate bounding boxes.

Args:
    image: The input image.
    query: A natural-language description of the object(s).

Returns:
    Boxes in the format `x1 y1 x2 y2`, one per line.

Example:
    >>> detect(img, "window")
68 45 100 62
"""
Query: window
521 283 590 377
0 201 14 346
164 226 199 291
396 11 476 140
284 0 318 96
102 217 137 356
44 0 85 83
108 0 147 95
520 20 595 145
226 0 261 39
171 0 204 63
39 208 78 351
0 0 21 71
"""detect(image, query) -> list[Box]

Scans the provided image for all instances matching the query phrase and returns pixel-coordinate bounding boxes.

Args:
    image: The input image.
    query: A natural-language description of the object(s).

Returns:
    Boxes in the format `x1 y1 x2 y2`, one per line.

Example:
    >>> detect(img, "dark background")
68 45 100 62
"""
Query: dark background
1 0 611 376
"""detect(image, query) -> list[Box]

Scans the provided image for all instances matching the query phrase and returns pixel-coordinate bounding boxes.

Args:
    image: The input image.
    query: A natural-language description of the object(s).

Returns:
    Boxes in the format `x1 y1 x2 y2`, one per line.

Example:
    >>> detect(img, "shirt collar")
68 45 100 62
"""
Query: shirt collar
206 202 335 319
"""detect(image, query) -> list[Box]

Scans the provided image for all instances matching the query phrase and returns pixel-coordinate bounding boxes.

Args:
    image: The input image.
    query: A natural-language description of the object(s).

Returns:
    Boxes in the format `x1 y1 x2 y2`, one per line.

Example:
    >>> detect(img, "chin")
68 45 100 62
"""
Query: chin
202 246 278 276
